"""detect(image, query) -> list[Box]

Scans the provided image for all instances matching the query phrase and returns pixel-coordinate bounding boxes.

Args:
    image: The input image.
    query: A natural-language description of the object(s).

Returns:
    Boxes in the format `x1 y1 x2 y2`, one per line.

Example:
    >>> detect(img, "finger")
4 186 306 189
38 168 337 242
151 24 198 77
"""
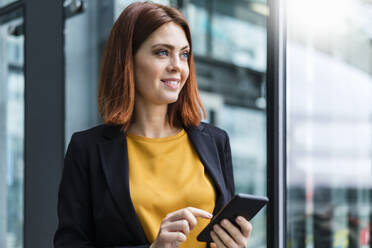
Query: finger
163 219 190 235
213 224 237 247
236 216 252 238
210 230 226 248
165 207 212 229
165 209 197 230
164 209 193 229
210 242 217 248
220 219 246 247
186 207 213 219
158 231 187 243
167 207 212 219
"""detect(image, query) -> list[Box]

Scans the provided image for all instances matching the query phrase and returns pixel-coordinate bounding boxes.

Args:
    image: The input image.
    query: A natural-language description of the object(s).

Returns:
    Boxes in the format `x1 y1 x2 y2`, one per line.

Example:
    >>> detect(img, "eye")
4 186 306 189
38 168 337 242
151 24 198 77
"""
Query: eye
156 49 168 56
181 51 190 59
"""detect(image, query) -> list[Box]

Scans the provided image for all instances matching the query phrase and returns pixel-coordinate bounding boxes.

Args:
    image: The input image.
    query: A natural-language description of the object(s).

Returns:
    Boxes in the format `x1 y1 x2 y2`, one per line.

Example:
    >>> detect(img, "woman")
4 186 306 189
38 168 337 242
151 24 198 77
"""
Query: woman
54 2 252 248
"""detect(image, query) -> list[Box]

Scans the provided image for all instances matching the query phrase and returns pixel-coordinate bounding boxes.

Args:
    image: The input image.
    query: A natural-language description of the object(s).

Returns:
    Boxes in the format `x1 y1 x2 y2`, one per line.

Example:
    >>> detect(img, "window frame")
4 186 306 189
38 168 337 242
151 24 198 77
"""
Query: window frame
266 0 287 247
23 0 64 247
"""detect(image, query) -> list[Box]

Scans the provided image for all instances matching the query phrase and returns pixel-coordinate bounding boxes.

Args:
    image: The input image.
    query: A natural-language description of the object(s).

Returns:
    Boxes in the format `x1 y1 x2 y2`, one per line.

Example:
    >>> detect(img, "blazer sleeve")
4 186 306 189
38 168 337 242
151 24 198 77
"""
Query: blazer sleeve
54 134 150 248
222 130 235 196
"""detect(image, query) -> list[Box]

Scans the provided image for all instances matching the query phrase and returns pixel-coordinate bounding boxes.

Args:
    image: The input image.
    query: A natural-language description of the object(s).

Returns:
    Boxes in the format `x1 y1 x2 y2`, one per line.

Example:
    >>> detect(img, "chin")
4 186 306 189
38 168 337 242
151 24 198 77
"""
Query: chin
160 94 180 104
165 98 179 104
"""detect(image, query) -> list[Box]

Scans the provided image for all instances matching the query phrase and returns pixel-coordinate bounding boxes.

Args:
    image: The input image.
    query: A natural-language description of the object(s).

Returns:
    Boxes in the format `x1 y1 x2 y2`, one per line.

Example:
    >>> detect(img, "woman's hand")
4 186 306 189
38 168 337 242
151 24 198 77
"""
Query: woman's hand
150 207 213 248
210 216 252 248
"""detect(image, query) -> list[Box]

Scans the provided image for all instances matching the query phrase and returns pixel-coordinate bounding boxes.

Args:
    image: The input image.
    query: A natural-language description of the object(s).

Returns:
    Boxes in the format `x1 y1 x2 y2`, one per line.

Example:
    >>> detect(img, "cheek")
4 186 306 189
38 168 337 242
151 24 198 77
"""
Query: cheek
135 61 162 87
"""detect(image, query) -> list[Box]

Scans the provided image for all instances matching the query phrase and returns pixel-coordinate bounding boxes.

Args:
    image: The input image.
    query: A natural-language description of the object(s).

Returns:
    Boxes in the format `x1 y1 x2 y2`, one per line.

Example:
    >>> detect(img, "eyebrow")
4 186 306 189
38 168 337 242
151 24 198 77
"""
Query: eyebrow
151 43 190 50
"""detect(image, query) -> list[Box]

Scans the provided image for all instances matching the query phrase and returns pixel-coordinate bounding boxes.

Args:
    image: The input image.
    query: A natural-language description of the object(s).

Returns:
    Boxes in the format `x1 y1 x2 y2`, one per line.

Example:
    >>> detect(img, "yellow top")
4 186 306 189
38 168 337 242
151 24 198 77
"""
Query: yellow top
127 129 216 248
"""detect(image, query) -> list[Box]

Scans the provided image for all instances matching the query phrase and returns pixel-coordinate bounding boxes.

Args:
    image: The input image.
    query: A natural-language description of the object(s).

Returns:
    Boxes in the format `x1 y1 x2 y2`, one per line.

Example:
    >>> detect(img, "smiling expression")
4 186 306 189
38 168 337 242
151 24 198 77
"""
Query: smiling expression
133 22 190 106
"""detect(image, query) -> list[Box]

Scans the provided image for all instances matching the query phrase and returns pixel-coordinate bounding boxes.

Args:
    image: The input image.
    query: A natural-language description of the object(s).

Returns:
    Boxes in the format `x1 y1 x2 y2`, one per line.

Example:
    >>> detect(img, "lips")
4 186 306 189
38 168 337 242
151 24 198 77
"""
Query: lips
161 78 180 90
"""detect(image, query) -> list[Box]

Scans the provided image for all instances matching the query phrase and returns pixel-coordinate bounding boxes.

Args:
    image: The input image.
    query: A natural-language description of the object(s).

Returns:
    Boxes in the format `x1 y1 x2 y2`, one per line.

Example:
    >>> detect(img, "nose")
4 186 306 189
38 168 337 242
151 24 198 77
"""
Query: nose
167 54 181 72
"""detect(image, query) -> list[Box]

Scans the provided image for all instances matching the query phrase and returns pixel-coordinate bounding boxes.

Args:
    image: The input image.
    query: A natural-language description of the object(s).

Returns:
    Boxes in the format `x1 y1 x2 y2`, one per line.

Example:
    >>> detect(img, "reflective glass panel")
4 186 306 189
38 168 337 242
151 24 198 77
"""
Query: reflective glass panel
287 0 372 247
0 0 18 8
0 12 24 248
64 0 102 147
187 0 268 246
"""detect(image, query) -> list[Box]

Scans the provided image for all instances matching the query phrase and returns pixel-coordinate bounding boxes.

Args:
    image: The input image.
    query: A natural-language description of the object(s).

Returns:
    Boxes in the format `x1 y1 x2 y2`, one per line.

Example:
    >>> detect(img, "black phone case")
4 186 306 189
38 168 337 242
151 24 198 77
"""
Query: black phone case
197 193 269 243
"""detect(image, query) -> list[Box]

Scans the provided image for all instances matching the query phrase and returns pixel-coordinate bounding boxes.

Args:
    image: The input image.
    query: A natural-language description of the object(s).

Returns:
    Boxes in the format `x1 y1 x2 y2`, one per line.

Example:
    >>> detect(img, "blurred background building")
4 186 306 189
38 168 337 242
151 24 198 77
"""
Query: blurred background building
286 0 372 247
1 0 372 247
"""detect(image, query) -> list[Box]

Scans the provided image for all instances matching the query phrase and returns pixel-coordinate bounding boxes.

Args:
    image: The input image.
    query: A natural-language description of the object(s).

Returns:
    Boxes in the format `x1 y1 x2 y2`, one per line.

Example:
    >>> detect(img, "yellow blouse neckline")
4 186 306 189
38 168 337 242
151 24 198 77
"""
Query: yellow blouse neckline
126 129 186 143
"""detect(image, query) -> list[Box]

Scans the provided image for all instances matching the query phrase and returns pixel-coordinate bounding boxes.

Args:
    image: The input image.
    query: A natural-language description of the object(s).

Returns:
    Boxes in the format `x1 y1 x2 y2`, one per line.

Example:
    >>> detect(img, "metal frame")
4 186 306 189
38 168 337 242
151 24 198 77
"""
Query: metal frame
0 1 23 15
266 0 287 247
0 2 23 30
23 0 64 247
0 1 71 247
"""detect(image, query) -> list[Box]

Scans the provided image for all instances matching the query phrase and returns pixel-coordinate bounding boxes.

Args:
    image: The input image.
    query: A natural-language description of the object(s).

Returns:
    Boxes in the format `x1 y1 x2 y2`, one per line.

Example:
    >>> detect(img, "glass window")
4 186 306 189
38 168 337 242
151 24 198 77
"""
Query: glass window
0 0 18 8
188 0 267 71
114 0 170 19
64 0 102 147
287 0 372 247
219 106 267 246
0 11 24 248
186 0 208 55
188 1 268 246
187 0 268 246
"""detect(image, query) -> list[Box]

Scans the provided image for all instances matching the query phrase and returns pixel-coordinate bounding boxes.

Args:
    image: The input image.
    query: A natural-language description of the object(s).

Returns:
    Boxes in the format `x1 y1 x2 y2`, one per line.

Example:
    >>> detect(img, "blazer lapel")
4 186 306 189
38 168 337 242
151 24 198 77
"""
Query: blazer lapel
98 125 148 244
185 126 230 215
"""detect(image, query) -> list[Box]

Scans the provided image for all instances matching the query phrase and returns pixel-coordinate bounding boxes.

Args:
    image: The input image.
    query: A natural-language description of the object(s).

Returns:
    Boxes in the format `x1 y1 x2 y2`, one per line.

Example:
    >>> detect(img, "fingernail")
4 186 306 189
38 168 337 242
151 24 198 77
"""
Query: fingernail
236 216 243 222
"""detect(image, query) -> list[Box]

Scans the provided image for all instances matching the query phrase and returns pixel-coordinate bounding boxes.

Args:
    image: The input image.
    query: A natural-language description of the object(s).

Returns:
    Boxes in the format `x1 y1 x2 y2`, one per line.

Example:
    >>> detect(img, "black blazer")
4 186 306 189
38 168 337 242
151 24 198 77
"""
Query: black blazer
54 122 235 248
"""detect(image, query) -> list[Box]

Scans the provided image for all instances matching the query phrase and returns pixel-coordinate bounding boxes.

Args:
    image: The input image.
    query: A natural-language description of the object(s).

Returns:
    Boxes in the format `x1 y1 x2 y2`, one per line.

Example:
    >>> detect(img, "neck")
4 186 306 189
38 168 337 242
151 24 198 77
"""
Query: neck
128 97 180 138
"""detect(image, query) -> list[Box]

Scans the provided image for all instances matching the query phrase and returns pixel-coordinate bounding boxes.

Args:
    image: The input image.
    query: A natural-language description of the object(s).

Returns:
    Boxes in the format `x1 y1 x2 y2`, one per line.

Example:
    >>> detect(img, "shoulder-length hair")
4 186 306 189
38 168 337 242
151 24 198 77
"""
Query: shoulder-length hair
98 1 206 131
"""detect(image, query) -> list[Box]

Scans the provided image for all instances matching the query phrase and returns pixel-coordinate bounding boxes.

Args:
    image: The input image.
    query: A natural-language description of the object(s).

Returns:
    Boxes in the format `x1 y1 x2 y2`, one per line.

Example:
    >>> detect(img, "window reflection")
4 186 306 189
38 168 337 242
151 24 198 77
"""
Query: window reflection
0 14 24 248
0 0 18 8
220 105 267 247
186 0 268 246
187 0 267 71
287 0 372 247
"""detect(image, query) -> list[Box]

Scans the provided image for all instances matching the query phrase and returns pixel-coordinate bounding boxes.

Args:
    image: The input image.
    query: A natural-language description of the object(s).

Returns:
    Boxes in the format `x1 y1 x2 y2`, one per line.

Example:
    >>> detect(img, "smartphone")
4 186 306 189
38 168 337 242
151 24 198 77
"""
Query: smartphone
197 193 269 243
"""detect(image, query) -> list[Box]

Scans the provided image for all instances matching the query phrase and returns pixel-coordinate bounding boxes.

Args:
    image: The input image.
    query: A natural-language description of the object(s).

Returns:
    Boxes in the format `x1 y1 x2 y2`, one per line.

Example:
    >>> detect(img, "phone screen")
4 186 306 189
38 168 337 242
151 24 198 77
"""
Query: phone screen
197 193 268 243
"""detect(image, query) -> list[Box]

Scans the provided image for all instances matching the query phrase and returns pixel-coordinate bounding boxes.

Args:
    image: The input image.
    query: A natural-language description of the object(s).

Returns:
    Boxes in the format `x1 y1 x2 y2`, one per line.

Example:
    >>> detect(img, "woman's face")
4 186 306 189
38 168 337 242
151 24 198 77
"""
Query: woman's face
133 22 190 106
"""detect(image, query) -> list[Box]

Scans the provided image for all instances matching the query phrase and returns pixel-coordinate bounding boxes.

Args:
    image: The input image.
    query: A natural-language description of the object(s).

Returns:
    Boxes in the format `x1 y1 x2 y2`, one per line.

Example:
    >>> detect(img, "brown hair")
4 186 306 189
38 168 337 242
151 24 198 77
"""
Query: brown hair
98 1 206 131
